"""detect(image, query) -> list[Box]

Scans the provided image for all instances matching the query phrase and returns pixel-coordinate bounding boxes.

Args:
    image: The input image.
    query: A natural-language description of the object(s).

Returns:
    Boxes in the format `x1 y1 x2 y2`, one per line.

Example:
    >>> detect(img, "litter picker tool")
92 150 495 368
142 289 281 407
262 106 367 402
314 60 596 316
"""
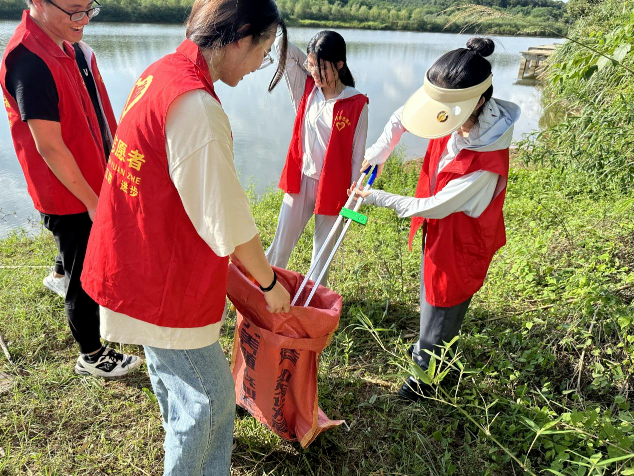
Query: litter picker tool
292 165 379 307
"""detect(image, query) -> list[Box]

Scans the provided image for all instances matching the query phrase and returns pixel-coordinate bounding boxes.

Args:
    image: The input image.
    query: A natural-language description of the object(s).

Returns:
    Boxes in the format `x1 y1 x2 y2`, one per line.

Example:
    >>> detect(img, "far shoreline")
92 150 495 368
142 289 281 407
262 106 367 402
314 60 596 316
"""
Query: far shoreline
0 15 566 40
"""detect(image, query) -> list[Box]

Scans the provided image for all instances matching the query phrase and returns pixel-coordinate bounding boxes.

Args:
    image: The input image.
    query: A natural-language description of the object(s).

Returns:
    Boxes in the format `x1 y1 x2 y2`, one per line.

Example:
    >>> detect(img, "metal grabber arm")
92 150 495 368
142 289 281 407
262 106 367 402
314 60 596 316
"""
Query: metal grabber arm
291 165 379 307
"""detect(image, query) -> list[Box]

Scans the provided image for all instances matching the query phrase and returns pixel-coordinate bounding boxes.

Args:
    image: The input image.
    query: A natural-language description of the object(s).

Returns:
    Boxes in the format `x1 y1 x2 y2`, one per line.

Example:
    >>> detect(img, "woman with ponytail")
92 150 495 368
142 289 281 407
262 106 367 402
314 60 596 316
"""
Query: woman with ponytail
352 38 521 402
81 0 290 473
267 30 369 285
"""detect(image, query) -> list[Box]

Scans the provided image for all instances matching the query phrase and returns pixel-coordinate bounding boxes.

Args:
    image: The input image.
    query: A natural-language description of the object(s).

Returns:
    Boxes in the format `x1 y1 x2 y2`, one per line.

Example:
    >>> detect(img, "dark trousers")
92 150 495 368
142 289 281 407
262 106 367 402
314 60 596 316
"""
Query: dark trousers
54 254 64 275
41 212 101 354
412 257 473 371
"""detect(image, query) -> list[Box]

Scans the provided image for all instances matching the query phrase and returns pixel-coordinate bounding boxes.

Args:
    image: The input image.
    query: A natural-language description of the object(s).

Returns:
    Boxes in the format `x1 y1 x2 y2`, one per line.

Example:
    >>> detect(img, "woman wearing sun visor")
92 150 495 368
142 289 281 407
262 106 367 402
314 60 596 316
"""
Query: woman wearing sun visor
351 37 521 402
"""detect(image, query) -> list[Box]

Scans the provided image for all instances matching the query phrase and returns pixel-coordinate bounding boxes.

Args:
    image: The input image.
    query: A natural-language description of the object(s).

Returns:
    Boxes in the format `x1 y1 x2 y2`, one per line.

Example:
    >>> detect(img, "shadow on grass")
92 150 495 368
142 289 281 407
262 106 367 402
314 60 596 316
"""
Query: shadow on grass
231 376 439 476
341 298 419 333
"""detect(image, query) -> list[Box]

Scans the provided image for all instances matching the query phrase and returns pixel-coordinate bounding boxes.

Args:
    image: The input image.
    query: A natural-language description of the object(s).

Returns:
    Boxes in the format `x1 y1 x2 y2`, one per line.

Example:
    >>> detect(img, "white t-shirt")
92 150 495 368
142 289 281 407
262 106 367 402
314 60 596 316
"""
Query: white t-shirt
99 89 258 350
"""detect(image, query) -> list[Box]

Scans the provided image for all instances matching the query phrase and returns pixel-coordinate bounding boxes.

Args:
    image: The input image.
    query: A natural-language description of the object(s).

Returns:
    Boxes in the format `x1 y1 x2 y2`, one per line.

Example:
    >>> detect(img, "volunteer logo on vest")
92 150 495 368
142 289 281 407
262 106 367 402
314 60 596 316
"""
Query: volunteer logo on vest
3 96 15 128
437 111 449 123
334 110 352 131
106 134 145 198
121 75 153 120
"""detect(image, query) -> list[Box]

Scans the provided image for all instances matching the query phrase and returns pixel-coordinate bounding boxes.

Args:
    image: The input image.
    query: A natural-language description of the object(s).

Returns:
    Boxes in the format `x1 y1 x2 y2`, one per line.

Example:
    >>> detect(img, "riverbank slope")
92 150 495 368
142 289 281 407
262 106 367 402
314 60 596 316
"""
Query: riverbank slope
0 155 632 473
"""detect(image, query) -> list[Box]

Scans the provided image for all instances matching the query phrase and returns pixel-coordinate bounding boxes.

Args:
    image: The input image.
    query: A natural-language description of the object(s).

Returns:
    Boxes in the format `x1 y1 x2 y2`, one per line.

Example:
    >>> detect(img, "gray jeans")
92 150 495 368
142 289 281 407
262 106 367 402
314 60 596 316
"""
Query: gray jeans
412 258 472 371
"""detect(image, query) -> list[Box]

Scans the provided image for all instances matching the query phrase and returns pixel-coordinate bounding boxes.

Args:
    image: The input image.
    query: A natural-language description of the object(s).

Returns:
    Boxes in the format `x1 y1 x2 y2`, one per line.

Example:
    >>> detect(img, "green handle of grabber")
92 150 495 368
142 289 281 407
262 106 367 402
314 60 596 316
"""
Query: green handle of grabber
339 207 368 226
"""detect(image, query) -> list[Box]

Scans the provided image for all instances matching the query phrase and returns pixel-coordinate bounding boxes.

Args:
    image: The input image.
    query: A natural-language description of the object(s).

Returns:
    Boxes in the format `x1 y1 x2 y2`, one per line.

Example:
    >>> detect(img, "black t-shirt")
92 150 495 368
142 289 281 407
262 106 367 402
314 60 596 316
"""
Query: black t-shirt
4 43 110 160
5 44 60 122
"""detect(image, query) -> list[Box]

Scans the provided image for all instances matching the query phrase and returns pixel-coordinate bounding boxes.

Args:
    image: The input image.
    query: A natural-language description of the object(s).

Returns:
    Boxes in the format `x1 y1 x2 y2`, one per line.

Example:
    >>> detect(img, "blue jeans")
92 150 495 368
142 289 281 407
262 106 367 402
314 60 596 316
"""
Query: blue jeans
144 342 235 476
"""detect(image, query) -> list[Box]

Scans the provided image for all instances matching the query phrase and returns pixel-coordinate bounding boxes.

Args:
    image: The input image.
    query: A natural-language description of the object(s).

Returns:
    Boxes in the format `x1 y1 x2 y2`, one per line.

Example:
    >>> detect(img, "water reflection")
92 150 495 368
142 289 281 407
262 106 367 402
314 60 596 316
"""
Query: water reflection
0 21 561 235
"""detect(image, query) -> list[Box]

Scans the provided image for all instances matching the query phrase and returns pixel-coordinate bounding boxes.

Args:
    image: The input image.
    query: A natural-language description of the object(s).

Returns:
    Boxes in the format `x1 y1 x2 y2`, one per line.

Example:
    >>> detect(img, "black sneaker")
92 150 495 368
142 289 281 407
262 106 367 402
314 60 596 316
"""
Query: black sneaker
75 346 142 378
402 346 431 402
397 376 434 402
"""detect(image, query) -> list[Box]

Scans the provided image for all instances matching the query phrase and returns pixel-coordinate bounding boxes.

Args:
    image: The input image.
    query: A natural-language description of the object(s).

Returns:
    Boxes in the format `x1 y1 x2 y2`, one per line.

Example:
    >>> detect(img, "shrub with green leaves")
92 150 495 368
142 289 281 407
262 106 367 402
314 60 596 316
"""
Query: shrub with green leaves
520 0 634 192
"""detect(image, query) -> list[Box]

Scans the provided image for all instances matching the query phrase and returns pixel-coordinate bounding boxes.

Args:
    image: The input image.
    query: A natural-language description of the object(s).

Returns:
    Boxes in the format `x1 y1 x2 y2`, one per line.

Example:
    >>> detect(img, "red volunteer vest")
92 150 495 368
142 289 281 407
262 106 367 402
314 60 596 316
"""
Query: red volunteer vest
81 39 229 329
409 136 509 307
278 76 368 216
0 10 116 215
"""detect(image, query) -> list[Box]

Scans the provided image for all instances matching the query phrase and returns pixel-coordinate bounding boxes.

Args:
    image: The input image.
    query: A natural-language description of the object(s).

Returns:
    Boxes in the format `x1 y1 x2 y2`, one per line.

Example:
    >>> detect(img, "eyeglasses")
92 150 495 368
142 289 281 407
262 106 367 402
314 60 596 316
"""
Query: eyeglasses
302 59 329 74
47 0 101 22
258 52 274 71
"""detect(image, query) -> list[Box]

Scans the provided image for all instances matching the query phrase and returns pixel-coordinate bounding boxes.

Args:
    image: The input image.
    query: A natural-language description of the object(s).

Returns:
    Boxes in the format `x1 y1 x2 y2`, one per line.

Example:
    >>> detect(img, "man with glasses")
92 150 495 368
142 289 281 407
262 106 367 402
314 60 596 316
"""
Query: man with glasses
0 0 142 377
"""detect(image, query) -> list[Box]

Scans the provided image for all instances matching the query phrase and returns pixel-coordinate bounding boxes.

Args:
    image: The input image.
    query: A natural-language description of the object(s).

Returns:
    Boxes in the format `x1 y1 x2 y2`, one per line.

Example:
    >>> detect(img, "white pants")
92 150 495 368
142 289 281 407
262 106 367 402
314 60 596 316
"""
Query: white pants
266 174 342 286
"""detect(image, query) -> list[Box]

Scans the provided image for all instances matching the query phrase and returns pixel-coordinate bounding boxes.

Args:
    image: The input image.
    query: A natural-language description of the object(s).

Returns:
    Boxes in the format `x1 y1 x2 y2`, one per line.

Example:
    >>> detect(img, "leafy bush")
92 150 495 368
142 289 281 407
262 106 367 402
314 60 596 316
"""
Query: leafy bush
520 0 634 192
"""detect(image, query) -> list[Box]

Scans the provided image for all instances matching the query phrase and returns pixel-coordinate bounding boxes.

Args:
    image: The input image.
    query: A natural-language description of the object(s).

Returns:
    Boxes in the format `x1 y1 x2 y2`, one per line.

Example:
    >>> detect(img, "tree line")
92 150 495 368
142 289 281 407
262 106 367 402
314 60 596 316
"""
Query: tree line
0 0 569 36
278 0 569 36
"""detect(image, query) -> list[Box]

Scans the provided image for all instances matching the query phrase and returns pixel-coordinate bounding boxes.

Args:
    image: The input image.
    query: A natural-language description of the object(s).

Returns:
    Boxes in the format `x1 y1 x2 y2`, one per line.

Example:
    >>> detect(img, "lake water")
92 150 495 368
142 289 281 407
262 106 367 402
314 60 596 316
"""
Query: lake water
0 21 562 236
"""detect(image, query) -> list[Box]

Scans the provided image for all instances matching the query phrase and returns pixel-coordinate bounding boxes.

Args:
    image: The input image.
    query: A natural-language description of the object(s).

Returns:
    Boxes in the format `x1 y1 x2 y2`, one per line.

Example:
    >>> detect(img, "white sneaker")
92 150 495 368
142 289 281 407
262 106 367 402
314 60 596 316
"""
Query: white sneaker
75 346 142 378
43 270 66 298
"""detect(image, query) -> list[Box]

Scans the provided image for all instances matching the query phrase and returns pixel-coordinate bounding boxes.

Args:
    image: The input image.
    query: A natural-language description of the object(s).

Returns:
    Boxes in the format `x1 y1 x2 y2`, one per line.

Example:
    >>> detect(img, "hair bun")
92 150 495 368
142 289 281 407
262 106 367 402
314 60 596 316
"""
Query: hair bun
466 37 495 57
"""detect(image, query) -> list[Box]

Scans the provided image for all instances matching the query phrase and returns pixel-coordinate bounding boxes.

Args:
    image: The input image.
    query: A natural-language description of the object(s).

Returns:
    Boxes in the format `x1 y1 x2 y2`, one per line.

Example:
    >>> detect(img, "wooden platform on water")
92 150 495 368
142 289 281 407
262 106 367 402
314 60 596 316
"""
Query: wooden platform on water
516 44 558 85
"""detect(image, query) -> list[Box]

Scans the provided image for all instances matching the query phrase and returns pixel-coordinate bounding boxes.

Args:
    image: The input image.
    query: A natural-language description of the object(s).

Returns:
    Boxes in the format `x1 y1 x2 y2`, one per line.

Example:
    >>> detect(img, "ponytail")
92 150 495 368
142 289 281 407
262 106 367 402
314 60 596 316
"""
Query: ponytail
428 37 495 103
338 64 355 88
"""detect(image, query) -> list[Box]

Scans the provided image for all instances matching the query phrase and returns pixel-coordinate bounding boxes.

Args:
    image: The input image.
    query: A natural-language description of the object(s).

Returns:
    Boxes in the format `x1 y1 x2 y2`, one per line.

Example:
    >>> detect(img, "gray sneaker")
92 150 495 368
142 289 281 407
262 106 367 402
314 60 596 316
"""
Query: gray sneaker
75 346 142 378
43 270 66 298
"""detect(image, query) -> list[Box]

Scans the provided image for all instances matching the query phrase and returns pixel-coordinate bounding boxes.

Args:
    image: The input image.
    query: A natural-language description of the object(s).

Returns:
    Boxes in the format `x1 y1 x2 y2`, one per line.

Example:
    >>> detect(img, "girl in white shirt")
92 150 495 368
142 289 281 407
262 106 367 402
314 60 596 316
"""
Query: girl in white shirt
267 30 369 285
352 38 520 402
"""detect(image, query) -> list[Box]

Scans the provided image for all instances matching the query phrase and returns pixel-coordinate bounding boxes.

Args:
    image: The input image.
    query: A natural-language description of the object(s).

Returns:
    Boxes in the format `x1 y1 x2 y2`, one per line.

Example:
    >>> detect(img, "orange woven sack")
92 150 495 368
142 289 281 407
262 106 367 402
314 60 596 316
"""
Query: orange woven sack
227 262 343 448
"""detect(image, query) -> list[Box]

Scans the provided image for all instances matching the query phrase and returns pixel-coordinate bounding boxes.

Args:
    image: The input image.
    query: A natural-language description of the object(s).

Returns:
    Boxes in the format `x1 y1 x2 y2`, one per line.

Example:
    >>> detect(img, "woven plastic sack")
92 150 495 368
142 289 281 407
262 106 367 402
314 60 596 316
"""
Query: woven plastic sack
227 262 343 448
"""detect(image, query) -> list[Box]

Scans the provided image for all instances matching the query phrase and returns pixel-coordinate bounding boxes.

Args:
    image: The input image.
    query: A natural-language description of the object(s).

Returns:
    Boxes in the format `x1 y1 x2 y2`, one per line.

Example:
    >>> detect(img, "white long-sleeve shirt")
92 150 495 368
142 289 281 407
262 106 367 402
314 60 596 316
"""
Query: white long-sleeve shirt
365 170 498 219
363 98 519 219
276 38 368 182
364 106 406 167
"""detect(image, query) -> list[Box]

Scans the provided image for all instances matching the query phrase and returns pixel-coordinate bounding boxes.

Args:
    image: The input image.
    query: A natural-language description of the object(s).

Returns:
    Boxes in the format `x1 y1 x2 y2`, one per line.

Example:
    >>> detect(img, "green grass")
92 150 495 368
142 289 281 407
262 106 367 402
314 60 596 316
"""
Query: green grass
0 157 632 475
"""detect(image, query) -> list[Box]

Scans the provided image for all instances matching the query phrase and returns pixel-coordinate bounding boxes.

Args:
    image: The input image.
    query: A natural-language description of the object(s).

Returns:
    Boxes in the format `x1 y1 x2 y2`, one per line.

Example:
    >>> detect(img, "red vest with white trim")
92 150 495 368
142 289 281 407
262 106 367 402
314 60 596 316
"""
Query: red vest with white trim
409 136 509 307
81 39 229 329
0 10 116 215
278 76 368 216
